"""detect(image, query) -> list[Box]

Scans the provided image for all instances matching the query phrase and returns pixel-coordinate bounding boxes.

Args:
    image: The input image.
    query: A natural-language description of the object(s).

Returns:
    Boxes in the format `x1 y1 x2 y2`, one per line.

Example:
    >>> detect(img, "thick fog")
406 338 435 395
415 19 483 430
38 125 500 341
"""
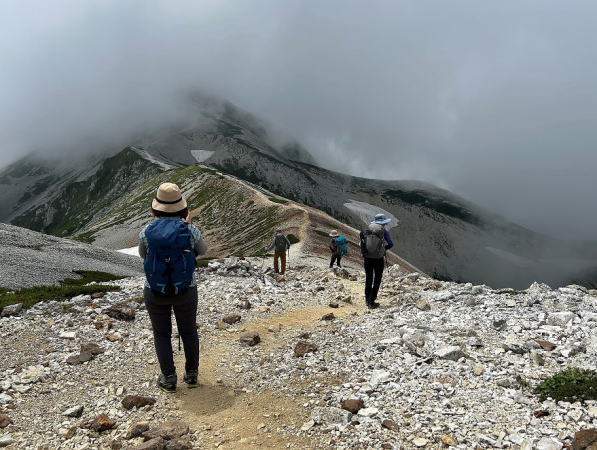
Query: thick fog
1 0 596 240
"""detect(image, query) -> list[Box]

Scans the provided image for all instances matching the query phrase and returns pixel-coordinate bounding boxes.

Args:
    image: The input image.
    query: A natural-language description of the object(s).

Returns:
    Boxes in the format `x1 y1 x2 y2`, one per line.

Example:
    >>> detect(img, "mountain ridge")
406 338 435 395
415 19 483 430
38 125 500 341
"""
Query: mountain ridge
1 95 595 288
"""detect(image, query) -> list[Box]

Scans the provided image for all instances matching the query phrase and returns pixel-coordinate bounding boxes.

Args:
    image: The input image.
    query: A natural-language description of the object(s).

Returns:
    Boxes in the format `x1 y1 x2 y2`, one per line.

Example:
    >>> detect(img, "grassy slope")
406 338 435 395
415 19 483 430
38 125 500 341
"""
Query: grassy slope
76 165 283 257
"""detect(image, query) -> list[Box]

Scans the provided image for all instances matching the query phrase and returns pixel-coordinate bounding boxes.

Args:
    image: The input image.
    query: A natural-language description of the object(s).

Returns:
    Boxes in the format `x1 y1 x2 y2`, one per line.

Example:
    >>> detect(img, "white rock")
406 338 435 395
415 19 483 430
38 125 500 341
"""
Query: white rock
535 437 562 450
59 331 76 340
0 434 15 447
0 393 13 405
357 407 379 417
546 311 577 326
311 407 352 425
369 370 392 387
413 437 428 447
0 303 22 317
62 405 84 417
435 345 467 361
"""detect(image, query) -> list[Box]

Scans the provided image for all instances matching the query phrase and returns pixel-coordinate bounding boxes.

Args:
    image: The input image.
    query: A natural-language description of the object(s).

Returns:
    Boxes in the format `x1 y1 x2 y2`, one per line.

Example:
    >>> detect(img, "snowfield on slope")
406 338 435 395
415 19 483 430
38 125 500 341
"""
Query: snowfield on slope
343 199 400 229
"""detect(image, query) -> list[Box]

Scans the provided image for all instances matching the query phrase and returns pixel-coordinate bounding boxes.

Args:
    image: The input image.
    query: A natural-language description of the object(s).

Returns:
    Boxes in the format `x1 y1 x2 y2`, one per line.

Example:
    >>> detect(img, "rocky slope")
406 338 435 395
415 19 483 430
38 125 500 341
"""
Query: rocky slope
0 223 142 290
0 255 595 449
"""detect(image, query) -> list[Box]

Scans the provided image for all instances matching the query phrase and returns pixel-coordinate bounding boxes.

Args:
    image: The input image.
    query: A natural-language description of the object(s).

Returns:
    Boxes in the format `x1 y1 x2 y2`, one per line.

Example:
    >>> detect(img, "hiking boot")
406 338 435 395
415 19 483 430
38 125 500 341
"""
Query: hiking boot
366 301 380 310
184 370 198 388
157 373 177 393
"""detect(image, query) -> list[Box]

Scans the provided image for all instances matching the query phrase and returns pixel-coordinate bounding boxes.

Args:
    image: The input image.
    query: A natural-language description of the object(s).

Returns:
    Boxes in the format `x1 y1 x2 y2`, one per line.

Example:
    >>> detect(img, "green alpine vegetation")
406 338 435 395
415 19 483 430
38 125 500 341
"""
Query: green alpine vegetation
0 271 123 310
534 368 597 402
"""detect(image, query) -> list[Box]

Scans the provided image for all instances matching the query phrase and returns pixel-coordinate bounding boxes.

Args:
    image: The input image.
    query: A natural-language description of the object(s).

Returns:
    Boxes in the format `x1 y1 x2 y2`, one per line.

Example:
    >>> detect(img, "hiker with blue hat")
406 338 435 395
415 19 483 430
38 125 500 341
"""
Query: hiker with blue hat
359 213 394 309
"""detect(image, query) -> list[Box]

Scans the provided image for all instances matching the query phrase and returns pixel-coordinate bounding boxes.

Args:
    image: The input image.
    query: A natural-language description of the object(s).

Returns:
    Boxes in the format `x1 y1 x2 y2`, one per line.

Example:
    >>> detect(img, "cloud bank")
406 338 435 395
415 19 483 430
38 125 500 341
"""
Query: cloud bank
1 0 596 240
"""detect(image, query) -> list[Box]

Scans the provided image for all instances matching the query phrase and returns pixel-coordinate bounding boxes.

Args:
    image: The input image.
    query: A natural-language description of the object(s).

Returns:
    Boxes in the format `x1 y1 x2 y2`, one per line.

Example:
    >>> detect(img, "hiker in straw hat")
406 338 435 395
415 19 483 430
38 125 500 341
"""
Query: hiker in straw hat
139 182 207 393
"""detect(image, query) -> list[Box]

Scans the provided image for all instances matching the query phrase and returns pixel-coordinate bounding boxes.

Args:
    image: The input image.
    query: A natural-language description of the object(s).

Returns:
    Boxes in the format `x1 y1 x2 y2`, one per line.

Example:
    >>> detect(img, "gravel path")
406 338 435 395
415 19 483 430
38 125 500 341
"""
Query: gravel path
0 257 595 449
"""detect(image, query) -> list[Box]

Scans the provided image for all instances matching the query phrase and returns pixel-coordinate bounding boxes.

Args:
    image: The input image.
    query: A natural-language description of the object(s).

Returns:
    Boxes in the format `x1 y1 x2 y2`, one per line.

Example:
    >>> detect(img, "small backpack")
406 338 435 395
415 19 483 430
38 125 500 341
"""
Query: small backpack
274 234 288 253
362 224 386 259
335 236 348 256
143 220 196 295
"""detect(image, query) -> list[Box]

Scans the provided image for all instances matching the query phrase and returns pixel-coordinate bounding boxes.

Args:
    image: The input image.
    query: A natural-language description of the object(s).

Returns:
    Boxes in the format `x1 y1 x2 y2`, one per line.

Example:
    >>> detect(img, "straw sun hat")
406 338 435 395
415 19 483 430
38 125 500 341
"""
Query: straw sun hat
151 182 188 213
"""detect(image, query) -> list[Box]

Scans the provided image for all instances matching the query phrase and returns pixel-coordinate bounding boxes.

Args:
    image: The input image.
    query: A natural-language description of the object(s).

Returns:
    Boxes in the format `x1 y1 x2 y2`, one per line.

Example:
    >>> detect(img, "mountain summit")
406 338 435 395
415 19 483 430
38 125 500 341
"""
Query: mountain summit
0 95 595 289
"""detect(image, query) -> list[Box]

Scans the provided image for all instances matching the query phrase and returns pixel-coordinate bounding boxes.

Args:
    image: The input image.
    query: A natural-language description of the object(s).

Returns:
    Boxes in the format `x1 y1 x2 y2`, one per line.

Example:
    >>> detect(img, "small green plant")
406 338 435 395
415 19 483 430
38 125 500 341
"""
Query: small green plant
287 234 300 245
534 368 597 402
0 271 123 310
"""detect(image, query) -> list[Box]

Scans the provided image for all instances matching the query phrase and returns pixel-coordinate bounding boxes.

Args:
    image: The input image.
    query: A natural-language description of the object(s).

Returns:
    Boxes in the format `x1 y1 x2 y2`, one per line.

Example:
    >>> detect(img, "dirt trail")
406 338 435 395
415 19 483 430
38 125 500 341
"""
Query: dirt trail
171 279 367 449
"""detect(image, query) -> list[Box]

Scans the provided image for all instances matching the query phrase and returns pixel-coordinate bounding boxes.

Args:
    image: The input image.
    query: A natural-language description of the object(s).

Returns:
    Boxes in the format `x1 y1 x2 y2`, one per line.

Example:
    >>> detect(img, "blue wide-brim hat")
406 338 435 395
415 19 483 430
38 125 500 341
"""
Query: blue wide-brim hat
371 213 391 225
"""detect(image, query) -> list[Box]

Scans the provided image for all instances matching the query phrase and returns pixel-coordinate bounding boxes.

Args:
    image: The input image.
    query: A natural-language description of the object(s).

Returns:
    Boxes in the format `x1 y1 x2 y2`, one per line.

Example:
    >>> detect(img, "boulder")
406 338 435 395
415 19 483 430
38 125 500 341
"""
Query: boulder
340 398 364 414
294 341 318 357
121 395 156 410
547 311 577 326
435 346 467 361
311 406 352 425
0 413 12 428
89 414 116 432
132 438 166 450
571 428 597 450
0 434 15 447
369 370 392 387
222 314 241 325
239 333 261 347
321 313 335 321
535 437 562 450
357 407 379 417
415 298 430 311
81 343 105 355
62 405 84 418
0 303 22 318
381 419 399 432
125 421 150 439
106 303 136 321
142 420 189 441
165 437 194 450
535 339 557 351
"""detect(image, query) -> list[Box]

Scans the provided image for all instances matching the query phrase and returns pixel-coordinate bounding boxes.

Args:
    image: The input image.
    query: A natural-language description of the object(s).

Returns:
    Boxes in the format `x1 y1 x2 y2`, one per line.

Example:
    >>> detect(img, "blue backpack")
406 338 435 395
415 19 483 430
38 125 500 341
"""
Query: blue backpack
143 220 197 295
336 236 348 256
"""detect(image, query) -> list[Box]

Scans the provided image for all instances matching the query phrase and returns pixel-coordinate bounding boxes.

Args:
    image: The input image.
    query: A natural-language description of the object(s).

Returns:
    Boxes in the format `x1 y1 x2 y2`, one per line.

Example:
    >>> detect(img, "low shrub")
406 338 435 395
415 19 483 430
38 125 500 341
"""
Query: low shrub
0 270 123 310
534 368 597 402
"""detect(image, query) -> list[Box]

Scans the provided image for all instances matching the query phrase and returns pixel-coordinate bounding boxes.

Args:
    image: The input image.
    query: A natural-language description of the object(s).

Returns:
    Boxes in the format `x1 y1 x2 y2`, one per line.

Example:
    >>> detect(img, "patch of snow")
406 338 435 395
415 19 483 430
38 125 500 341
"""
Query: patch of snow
191 150 215 163
485 246 534 267
343 199 399 229
117 246 140 258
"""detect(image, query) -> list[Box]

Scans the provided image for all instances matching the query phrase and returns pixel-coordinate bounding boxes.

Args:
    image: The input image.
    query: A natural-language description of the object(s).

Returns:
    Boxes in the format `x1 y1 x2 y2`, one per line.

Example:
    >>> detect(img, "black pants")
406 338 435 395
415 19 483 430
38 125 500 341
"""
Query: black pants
144 286 199 376
330 254 342 268
364 257 385 302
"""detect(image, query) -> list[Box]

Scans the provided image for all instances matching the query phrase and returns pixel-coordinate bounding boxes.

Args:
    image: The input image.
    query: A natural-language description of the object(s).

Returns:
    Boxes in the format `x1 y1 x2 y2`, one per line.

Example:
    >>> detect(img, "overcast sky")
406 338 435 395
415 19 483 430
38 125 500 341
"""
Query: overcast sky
1 0 596 240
